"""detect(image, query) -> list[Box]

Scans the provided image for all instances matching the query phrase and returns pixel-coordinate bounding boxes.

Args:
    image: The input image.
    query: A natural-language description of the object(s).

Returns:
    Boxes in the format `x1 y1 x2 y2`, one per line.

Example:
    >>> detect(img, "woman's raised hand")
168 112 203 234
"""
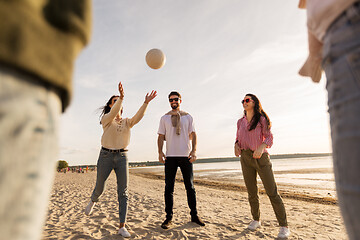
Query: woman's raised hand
118 82 125 99
144 90 157 104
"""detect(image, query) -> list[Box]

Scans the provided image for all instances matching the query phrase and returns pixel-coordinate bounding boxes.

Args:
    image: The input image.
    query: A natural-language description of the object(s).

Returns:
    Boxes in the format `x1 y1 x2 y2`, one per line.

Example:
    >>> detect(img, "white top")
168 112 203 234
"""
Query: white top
158 114 195 157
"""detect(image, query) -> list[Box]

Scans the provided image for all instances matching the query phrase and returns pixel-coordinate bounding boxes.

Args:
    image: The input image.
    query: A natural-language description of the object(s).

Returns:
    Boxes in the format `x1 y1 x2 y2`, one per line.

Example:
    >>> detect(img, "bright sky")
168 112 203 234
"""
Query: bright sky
59 0 331 166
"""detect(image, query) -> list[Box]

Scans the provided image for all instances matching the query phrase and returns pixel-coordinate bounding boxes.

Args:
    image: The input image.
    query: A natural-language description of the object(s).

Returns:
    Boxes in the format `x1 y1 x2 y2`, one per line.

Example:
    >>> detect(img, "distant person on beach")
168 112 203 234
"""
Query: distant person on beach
84 82 156 238
298 1 360 239
0 1 91 240
157 91 205 229
234 94 290 238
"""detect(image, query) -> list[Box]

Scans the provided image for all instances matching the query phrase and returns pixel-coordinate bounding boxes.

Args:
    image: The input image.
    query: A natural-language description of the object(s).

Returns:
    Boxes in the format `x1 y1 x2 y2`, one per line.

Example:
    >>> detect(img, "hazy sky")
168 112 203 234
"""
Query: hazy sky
59 0 331 166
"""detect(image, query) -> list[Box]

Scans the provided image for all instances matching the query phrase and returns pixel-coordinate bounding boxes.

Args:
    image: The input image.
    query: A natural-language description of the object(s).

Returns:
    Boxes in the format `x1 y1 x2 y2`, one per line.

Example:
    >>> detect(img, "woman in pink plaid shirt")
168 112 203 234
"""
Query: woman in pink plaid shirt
234 93 290 239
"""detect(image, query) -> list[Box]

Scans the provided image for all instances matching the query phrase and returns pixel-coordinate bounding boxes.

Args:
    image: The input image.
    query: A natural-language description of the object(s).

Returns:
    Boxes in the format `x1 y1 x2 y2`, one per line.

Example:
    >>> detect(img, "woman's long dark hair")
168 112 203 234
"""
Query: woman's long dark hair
244 93 271 131
99 95 119 124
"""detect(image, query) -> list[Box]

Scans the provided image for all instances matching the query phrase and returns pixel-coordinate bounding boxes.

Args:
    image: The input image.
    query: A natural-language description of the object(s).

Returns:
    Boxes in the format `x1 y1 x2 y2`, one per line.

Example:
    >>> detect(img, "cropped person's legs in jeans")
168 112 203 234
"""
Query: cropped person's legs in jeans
323 4 360 240
0 66 61 240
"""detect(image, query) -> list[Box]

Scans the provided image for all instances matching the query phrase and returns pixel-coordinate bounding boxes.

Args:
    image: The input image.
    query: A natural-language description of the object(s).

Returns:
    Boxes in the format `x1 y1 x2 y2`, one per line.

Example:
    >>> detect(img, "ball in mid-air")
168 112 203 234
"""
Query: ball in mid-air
145 48 166 69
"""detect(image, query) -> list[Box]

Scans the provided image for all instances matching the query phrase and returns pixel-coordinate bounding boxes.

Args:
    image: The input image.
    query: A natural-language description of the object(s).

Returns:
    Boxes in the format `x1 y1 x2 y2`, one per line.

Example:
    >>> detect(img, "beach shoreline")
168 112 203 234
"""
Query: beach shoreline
42 171 345 239
130 171 337 205
129 156 337 205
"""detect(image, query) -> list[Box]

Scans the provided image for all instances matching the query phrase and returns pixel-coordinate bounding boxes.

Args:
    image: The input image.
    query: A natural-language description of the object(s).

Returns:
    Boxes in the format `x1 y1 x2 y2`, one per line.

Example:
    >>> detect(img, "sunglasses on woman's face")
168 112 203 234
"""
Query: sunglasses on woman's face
169 98 179 102
242 98 253 104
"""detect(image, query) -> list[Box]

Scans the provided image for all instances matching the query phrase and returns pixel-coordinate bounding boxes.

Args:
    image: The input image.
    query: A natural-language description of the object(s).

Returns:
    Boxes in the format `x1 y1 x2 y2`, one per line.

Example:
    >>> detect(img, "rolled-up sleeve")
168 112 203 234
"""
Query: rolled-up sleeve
261 117 273 148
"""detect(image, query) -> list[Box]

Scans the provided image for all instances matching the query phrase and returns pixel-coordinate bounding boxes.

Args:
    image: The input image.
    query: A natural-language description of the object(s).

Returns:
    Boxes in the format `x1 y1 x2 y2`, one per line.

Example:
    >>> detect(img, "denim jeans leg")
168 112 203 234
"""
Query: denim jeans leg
164 157 178 219
323 4 360 240
91 150 114 202
179 157 197 217
114 152 128 223
0 66 61 240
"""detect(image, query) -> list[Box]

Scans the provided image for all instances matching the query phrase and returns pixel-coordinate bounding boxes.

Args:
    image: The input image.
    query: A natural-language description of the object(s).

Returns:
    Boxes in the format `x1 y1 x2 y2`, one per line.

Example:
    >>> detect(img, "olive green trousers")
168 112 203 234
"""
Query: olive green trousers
240 149 288 227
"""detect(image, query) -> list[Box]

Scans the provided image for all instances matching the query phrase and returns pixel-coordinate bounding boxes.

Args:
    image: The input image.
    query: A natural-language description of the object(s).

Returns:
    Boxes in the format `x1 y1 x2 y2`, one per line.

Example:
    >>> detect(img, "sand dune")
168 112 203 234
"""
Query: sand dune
42 172 346 239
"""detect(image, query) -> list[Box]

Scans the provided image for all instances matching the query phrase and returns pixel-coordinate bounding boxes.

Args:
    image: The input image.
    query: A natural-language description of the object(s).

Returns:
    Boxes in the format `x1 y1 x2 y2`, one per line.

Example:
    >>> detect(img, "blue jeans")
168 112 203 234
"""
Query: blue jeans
323 3 360 240
0 66 61 240
91 149 129 223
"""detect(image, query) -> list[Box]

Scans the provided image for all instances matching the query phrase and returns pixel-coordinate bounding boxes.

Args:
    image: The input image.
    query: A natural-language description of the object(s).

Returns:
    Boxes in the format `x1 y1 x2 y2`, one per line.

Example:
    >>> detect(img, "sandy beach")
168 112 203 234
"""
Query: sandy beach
42 169 346 240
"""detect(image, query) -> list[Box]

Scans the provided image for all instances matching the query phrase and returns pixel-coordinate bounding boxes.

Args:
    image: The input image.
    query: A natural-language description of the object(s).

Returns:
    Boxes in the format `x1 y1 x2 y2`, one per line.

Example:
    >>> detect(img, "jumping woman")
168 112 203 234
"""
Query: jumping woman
85 82 157 237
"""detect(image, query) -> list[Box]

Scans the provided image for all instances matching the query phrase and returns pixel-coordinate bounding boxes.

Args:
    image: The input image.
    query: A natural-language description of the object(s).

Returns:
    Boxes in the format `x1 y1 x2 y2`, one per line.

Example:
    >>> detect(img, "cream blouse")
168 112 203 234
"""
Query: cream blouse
101 98 148 149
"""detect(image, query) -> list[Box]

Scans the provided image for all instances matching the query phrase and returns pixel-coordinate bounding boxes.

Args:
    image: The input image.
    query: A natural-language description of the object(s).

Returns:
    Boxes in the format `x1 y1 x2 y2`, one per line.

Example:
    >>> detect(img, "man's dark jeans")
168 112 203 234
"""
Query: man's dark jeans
164 157 197 219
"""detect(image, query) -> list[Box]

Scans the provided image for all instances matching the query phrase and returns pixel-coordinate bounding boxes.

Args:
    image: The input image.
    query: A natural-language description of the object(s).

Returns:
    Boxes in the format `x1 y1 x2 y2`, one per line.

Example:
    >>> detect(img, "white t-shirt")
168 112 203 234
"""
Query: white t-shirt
158 114 195 157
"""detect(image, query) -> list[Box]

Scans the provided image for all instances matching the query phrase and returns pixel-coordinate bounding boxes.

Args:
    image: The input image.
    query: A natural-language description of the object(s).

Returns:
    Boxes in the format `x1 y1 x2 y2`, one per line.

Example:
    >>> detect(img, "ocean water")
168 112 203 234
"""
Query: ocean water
193 156 335 190
132 156 336 196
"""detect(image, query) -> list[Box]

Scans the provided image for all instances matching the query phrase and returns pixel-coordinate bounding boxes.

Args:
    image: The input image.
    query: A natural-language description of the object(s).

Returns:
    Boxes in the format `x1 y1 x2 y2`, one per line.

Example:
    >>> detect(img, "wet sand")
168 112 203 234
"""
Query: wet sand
130 164 337 205
42 171 346 239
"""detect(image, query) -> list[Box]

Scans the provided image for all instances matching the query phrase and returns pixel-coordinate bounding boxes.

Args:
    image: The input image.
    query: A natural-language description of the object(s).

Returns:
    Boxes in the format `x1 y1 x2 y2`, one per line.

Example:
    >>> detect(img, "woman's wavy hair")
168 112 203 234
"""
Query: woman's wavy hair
99 95 119 124
243 93 271 131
